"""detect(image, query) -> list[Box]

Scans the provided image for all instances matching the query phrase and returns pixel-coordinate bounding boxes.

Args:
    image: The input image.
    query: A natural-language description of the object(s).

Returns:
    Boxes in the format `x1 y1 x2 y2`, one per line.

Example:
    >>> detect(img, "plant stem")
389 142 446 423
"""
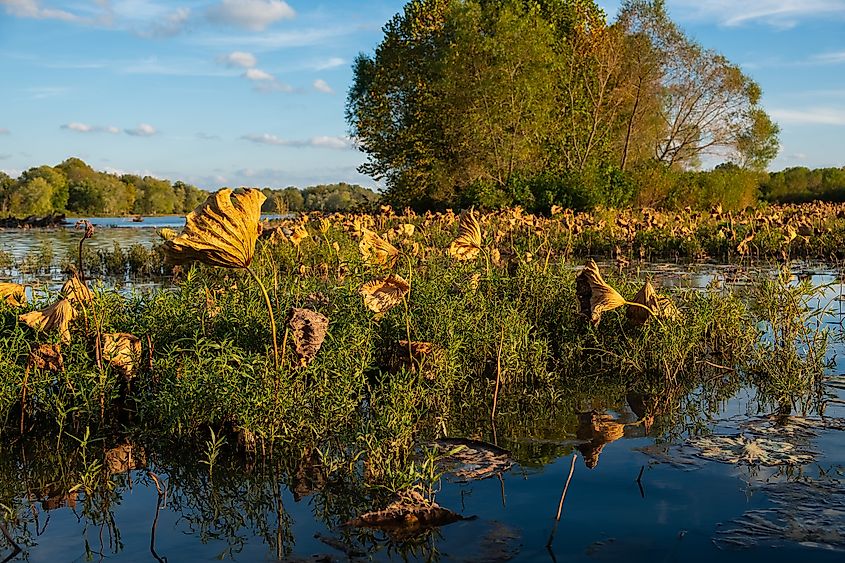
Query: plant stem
246 265 279 370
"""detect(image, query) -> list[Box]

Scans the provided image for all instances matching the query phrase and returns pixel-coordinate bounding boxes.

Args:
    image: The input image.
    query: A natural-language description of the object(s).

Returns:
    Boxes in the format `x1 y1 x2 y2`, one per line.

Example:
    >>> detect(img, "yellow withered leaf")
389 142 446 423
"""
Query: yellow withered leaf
448 209 482 261
103 333 142 379
28 343 64 372
359 274 410 314
163 188 266 268
290 225 309 248
157 227 178 241
289 308 329 367
0 282 26 307
359 228 399 267
19 299 76 343
61 275 92 305
627 280 678 326
575 259 626 326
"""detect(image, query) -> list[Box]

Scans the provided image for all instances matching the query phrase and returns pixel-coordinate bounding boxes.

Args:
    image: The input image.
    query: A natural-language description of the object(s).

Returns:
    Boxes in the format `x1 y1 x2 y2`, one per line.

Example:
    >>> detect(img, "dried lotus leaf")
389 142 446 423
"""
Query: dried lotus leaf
102 333 142 379
431 438 513 481
289 225 309 248
0 282 26 307
359 228 399 267
345 489 463 539
156 227 178 241
626 280 678 326
575 260 626 326
359 274 410 314
448 209 482 261
19 299 76 343
61 275 92 305
686 434 815 466
28 343 64 372
163 188 266 268
289 308 329 367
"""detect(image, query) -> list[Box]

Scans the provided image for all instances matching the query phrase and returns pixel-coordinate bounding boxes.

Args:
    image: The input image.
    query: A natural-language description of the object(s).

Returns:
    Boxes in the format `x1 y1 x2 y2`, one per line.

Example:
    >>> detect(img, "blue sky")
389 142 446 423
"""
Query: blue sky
1 0 844 191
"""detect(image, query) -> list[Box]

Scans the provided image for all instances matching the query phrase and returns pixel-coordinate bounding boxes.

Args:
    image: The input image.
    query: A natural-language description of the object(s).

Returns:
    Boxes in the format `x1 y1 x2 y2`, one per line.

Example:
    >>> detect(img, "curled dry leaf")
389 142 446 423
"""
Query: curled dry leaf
388 340 443 381
431 438 513 481
448 209 482 261
163 188 266 268
345 489 464 539
156 227 178 241
289 308 329 367
62 275 92 305
359 228 399 267
28 343 64 372
575 259 626 325
626 280 678 326
359 274 410 314
0 282 26 307
289 225 309 248
19 299 76 343
103 333 142 379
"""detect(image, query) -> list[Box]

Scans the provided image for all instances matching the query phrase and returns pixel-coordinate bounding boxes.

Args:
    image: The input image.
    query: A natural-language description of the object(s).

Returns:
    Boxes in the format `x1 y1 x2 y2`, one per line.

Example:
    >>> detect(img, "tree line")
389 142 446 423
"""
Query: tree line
347 0 782 211
0 158 381 217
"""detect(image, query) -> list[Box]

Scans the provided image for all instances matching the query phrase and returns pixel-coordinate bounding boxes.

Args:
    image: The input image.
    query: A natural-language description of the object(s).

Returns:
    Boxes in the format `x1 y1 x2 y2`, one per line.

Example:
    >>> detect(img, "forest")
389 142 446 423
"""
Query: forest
0 157 379 217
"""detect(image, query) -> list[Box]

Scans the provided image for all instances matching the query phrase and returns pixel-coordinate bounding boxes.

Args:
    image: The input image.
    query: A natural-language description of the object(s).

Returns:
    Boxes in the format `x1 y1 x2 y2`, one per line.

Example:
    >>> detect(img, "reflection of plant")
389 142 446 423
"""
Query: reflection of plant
200 428 226 477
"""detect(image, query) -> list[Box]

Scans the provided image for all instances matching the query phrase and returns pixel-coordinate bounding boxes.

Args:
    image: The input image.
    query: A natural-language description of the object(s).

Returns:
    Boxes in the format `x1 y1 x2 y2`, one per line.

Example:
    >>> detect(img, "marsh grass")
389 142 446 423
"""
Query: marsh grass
0 209 835 507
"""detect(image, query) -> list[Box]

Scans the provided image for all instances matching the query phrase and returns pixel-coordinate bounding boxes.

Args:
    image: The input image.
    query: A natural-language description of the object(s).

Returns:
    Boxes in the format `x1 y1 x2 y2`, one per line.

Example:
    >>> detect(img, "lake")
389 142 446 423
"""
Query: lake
1 260 844 562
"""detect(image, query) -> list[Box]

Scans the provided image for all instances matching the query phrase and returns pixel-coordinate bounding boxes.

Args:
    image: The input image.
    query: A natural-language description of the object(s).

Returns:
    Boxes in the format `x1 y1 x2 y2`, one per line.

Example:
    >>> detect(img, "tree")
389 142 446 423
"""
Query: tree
20 165 69 211
735 108 780 171
10 177 54 216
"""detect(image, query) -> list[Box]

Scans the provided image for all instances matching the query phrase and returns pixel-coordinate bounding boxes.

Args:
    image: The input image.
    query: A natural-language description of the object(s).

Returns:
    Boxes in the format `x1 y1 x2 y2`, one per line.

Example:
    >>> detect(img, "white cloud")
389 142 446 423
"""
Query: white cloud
314 57 345 71
770 107 845 126
1 0 82 22
218 50 257 68
206 0 295 31
125 123 158 136
313 79 333 94
144 7 191 37
812 50 845 64
244 68 274 81
241 133 351 149
61 122 120 134
669 0 845 28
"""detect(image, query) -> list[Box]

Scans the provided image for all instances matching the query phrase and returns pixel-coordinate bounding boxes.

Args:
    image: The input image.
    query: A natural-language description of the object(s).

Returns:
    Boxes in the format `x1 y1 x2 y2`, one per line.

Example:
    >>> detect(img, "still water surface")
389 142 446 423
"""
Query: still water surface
1 226 844 562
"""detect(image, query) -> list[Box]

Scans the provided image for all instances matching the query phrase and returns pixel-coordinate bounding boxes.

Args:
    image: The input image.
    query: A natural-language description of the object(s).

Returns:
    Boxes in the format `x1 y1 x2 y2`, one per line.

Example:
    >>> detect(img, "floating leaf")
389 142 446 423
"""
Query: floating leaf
345 489 464 539
19 299 76 343
431 437 513 481
359 274 410 314
163 188 266 268
289 308 329 367
27 343 64 372
359 228 399 267
103 333 142 379
448 209 482 261
687 434 815 466
575 260 626 325
0 282 26 307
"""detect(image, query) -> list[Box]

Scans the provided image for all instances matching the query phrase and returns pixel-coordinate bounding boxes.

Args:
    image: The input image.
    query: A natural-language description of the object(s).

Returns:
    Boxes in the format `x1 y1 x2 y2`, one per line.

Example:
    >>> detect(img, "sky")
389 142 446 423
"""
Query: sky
0 0 844 191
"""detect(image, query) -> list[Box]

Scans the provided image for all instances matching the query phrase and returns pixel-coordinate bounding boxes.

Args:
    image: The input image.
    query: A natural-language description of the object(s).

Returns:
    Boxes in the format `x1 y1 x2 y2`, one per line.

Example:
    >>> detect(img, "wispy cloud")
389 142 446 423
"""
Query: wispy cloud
141 7 191 38
196 132 220 140
770 107 845 125
125 123 158 137
26 86 69 99
0 128 9 135
244 68 274 81
61 122 120 134
1 0 84 23
812 50 845 64
190 27 349 49
670 0 845 28
206 0 295 31
218 51 257 69
313 79 333 94
313 57 345 71
241 133 351 149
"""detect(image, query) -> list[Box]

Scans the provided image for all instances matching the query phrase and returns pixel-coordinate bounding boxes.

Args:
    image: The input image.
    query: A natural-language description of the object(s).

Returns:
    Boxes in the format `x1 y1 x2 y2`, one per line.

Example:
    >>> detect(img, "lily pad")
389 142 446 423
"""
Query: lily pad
431 438 513 481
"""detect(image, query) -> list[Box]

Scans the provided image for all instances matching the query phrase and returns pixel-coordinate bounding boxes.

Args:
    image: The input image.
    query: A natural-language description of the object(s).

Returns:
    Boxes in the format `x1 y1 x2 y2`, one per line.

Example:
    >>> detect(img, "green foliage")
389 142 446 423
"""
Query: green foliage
348 0 780 210
762 167 845 203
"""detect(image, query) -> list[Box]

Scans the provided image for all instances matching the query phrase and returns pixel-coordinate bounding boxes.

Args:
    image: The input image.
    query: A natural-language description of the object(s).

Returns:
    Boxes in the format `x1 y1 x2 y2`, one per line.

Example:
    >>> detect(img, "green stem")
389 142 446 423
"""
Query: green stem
246 265 279 370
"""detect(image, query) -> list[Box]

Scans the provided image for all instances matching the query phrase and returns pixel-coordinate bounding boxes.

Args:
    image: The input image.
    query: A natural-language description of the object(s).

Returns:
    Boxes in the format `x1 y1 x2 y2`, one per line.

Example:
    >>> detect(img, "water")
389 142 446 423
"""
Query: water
2 262 845 561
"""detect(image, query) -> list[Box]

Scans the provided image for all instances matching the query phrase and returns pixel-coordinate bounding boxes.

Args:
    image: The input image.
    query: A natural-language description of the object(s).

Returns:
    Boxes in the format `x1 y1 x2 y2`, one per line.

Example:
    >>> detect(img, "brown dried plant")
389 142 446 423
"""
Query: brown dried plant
289 308 329 367
102 333 142 379
0 282 26 307
359 228 399 268
19 299 76 343
448 209 483 261
360 274 410 314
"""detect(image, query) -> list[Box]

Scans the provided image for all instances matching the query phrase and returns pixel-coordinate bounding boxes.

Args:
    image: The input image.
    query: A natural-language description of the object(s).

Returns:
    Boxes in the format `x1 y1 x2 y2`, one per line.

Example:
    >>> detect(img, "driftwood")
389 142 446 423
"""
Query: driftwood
0 213 66 228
